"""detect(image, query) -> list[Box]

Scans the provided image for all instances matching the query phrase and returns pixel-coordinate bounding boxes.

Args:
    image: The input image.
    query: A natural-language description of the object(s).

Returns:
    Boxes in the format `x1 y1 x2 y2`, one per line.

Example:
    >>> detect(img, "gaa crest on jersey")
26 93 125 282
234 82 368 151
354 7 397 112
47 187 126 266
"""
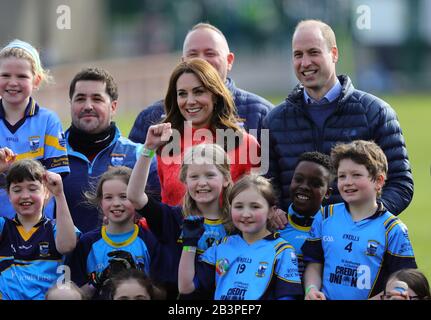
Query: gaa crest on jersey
39 242 50 257
366 240 379 256
256 262 268 277
29 136 40 151
110 153 126 166
216 258 229 276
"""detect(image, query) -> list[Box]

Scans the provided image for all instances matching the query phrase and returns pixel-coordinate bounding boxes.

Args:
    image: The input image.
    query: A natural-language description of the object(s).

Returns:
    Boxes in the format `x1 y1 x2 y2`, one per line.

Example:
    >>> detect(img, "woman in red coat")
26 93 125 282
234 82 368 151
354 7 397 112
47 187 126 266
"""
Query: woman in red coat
156 58 260 206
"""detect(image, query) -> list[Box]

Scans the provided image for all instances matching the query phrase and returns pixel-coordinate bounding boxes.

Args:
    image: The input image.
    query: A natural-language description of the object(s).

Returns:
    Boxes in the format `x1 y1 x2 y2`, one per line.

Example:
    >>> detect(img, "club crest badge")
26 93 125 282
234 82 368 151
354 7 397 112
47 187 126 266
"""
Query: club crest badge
29 136 40 151
256 262 268 277
366 240 379 256
39 242 50 257
110 153 126 166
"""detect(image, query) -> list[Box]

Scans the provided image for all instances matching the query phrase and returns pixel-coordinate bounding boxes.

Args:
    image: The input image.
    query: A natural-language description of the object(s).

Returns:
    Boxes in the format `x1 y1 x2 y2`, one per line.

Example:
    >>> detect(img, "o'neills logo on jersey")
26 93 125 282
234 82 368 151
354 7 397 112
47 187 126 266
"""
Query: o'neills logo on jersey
110 153 126 166
256 262 268 277
39 242 50 257
216 258 229 276
29 136 40 151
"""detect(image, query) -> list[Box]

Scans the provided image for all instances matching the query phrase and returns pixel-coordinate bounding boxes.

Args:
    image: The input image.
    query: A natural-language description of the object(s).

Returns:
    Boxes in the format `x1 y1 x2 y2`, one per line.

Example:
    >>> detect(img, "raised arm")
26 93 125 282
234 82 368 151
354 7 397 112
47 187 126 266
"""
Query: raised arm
127 123 172 210
178 217 205 294
44 171 77 254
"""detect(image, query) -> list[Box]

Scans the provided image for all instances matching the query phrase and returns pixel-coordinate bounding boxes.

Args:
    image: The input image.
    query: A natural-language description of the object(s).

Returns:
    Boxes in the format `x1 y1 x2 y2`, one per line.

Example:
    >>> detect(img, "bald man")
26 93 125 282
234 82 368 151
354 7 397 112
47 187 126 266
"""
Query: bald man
129 22 273 144
263 19 413 216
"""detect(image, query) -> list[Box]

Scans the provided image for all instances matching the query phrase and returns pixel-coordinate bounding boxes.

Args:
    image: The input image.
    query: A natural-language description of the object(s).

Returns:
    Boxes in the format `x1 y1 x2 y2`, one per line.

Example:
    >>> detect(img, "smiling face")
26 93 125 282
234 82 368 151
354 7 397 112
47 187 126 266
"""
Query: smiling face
70 80 117 134
0 57 39 112
292 23 338 100
100 178 135 225
231 187 272 242
337 159 384 207
8 179 47 219
176 72 215 129
185 162 228 206
290 161 331 217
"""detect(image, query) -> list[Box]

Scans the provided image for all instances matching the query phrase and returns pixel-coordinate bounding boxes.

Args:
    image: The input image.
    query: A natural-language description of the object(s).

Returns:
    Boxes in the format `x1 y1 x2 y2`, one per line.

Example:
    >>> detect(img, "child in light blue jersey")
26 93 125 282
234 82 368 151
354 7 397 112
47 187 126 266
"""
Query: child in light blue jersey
0 158 78 300
66 166 174 300
302 140 417 300
278 152 332 279
178 174 303 300
0 39 69 219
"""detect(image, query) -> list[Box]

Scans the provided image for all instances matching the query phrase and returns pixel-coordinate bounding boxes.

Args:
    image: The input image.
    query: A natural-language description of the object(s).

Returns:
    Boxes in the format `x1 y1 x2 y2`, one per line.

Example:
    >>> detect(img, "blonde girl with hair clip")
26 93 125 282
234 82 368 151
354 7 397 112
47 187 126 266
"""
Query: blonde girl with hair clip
0 39 69 219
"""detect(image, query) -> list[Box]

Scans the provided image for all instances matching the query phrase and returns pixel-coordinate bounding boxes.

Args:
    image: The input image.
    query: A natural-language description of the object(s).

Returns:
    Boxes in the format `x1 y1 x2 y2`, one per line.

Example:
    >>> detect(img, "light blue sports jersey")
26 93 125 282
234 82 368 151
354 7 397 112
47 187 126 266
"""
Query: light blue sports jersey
0 99 69 219
278 204 322 278
198 233 303 300
302 203 416 300
0 216 80 300
178 218 227 254
85 226 151 276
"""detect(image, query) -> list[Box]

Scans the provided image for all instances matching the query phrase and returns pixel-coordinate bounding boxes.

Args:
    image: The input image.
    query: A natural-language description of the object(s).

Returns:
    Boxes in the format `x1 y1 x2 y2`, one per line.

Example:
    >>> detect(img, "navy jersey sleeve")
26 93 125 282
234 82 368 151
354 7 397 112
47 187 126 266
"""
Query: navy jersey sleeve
65 233 95 287
194 252 216 296
301 210 324 263
0 217 5 239
135 196 183 245
139 226 181 286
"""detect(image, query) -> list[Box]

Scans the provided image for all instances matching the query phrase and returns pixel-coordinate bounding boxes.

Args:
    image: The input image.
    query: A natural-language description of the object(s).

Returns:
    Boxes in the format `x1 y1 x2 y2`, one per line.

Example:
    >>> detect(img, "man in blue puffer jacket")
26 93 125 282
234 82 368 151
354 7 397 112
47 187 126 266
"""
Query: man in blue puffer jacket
263 19 413 216
129 22 273 144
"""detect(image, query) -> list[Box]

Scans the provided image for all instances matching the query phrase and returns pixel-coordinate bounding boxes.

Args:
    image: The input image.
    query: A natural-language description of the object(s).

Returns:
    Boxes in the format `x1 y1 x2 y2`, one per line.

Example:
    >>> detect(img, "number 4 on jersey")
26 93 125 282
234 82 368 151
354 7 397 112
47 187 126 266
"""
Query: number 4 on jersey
345 242 353 253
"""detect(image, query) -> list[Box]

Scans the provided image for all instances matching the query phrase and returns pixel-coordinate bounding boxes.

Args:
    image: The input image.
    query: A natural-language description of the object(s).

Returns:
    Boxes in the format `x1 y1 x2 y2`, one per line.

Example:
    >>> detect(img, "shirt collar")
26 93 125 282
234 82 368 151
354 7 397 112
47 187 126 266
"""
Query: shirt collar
303 79 342 104
0 97 39 119
13 214 47 227
288 203 319 228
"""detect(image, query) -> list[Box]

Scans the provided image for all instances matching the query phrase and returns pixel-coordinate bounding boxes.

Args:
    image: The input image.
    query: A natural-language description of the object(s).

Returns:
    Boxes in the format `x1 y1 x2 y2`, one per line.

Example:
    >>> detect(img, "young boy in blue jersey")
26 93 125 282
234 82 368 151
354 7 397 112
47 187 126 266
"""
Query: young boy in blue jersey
278 152 333 278
0 39 69 219
178 174 303 300
0 158 78 300
66 166 175 299
302 140 417 300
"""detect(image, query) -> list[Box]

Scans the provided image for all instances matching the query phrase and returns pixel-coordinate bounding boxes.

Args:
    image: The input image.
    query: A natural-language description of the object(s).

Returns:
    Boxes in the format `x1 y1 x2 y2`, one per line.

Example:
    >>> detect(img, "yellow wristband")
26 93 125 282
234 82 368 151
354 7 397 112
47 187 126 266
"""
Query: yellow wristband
183 246 197 253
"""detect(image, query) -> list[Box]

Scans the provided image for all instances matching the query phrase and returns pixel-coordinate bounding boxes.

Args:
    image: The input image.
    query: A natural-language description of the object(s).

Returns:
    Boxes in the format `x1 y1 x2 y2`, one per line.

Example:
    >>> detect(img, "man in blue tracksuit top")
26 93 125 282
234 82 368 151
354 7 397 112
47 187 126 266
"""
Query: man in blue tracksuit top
263 20 413 216
63 67 160 233
128 22 273 144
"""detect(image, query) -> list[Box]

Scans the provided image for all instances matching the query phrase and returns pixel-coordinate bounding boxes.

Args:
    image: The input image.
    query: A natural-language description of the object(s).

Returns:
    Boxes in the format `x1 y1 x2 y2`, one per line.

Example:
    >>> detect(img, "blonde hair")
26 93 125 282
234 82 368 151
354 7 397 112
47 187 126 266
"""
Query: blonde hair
0 39 52 87
179 143 233 231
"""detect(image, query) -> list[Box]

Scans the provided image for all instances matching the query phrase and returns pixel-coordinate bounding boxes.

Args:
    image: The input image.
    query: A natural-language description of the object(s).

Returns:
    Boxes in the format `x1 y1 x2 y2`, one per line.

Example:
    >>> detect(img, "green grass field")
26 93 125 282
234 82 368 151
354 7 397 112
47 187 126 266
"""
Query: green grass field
115 94 431 281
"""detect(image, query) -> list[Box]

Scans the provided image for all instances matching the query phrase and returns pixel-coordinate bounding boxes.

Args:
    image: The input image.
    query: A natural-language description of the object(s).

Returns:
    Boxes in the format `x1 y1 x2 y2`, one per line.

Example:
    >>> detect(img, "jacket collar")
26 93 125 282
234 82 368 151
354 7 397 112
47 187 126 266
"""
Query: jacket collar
287 75 354 108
